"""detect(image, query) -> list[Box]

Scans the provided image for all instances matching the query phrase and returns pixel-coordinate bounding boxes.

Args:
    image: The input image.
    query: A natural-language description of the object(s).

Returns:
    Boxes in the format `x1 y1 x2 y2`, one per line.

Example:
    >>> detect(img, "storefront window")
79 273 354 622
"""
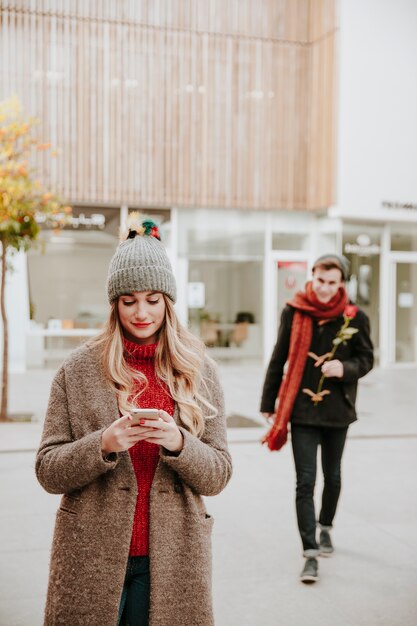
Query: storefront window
178 208 265 257
391 224 417 251
395 262 417 363
277 261 308 313
317 233 338 255
188 260 263 358
27 207 120 366
272 233 308 250
342 223 382 358
178 208 264 358
271 211 312 251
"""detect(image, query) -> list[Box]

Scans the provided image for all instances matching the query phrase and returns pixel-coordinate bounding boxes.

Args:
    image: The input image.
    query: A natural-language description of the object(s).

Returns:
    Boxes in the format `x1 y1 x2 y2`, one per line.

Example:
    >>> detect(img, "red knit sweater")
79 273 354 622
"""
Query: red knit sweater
123 339 175 556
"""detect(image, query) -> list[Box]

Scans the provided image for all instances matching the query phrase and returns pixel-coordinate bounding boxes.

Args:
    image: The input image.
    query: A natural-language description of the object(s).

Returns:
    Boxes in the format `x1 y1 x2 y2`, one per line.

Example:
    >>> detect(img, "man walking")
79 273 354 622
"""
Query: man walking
260 254 374 583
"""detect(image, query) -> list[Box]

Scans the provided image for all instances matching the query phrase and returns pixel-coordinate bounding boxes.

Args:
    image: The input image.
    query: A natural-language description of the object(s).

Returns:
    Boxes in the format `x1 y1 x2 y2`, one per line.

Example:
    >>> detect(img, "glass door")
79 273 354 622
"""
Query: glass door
277 261 308 315
264 253 309 362
393 260 417 364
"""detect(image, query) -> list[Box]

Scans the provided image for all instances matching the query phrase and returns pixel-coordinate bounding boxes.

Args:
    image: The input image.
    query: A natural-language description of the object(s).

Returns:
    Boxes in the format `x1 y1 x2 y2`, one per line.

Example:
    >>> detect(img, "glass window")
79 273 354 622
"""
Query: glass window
272 233 308 250
28 207 120 329
395 262 417 363
178 208 265 258
277 261 308 315
343 223 382 251
271 211 312 251
317 233 338 255
188 260 263 358
391 224 417 252
342 223 382 357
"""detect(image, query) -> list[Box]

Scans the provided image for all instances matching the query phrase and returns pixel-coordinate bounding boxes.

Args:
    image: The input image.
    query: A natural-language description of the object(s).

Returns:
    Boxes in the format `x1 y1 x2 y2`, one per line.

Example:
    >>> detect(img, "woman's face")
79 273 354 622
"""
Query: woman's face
118 291 166 345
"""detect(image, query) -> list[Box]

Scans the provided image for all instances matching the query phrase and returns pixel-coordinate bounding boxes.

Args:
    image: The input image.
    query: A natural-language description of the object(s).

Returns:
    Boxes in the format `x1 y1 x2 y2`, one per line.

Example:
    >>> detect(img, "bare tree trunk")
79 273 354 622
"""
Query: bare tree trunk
0 241 9 421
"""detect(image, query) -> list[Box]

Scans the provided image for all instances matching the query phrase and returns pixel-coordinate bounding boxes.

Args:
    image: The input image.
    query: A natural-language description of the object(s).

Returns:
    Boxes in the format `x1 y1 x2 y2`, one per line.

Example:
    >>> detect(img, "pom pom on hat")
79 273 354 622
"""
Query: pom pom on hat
119 211 161 241
107 213 176 303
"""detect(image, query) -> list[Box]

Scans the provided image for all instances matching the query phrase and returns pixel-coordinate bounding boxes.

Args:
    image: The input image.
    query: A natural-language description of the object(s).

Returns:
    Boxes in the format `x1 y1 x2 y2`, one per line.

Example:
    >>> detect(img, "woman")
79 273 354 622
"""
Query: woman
36 216 232 626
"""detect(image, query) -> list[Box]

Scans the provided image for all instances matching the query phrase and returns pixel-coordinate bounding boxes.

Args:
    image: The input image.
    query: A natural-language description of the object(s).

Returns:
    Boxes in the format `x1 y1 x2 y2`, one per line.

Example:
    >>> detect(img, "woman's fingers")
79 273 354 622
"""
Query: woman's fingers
107 409 181 452
118 413 133 425
127 424 158 435
144 427 183 453
142 434 165 446
137 412 183 453
155 409 173 423
137 419 165 431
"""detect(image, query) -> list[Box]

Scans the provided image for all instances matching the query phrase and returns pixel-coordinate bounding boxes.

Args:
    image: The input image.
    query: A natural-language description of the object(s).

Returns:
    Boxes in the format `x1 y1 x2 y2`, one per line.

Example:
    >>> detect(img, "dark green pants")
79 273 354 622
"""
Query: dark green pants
117 556 150 626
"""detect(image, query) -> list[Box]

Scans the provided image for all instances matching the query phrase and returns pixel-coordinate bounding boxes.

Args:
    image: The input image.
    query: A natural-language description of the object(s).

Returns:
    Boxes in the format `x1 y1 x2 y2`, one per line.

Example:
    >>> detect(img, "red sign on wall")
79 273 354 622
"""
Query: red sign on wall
277 261 308 271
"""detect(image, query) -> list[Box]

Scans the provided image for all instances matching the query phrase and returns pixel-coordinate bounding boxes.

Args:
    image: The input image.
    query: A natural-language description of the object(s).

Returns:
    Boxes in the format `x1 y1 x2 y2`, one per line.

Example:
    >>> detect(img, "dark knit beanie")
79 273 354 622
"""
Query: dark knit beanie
312 253 350 281
106 215 177 303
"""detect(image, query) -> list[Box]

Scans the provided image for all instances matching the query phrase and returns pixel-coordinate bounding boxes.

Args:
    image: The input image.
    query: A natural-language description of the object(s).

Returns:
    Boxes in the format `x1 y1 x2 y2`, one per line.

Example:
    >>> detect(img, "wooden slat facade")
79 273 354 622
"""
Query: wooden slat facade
0 0 337 210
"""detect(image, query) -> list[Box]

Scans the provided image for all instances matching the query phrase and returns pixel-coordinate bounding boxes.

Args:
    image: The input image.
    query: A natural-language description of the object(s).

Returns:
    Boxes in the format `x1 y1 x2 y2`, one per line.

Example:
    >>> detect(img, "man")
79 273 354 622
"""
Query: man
260 254 374 583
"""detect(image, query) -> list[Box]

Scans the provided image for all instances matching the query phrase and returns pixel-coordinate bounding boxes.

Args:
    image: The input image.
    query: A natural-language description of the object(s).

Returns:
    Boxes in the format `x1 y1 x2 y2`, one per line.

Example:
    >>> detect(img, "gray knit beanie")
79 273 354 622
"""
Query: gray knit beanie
312 253 350 281
107 217 177 303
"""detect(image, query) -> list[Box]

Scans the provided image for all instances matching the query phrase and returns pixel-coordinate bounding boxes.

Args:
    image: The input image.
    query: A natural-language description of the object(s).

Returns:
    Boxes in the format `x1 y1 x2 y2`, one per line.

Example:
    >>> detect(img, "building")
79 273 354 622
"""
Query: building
1 0 416 371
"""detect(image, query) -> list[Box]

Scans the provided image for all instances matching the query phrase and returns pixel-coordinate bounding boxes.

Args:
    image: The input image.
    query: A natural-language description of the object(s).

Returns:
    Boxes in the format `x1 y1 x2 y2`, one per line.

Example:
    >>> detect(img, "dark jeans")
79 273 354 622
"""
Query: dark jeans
291 424 348 554
117 556 150 626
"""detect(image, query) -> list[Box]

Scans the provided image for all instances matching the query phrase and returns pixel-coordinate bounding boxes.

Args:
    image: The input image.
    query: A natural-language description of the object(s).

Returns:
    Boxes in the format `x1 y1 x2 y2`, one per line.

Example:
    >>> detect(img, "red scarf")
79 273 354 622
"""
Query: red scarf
262 282 348 451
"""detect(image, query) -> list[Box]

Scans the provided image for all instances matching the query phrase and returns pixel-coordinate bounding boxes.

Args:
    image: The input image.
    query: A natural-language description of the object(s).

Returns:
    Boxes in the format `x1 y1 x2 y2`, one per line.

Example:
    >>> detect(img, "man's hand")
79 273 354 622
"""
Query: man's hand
321 359 344 378
261 412 275 424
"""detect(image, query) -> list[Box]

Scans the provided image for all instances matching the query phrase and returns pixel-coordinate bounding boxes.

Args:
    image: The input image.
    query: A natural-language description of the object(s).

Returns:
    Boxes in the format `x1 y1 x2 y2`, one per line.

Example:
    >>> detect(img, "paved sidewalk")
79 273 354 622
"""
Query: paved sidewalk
2 364 417 452
1 364 417 625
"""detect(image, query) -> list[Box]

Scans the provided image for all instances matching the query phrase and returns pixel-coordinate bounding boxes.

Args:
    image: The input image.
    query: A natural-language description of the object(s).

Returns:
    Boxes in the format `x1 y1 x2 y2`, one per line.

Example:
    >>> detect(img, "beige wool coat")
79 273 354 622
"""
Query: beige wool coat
36 343 232 626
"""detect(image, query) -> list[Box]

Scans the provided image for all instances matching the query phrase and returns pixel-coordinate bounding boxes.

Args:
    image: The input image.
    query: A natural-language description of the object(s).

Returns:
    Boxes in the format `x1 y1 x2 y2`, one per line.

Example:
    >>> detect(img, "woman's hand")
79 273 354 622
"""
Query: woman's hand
139 410 184 453
101 414 157 455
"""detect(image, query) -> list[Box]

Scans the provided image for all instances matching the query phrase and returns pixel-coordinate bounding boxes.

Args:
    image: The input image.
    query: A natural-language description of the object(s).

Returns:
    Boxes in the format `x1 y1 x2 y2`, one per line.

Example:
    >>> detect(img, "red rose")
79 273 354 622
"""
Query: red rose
344 304 358 319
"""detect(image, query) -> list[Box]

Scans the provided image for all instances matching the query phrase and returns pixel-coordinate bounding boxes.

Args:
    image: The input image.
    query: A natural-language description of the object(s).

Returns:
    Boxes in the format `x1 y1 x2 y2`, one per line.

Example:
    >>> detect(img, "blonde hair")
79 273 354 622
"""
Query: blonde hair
89 296 216 437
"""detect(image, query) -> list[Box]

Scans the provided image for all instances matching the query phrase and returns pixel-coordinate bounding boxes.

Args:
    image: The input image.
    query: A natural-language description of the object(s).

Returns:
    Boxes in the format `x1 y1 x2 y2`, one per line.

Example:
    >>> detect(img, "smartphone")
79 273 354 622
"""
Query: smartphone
129 408 161 425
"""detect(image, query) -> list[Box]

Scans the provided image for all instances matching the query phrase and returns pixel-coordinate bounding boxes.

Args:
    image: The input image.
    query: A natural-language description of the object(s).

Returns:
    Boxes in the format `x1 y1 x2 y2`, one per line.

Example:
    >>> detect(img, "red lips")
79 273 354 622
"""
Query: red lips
133 323 151 328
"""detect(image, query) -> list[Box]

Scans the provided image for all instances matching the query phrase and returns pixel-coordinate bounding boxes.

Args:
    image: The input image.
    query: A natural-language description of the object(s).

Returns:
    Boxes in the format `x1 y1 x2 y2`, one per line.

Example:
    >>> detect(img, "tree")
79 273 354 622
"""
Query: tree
0 96 71 421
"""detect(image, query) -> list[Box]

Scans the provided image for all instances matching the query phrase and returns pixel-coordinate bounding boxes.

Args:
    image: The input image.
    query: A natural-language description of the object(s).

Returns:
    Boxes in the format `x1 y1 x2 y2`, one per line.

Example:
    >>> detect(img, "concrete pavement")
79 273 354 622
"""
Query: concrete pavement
1 364 417 625
2 363 417 451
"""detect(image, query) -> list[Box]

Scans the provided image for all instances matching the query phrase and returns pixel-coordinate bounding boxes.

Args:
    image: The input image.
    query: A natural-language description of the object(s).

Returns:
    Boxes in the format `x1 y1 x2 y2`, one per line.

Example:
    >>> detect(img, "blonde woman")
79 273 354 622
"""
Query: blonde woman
36 217 232 626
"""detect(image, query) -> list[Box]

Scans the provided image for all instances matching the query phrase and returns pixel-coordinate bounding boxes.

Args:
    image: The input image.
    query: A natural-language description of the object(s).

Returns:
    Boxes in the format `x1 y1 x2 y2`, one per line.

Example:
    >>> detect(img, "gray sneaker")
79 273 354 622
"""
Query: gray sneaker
300 557 319 583
319 529 334 557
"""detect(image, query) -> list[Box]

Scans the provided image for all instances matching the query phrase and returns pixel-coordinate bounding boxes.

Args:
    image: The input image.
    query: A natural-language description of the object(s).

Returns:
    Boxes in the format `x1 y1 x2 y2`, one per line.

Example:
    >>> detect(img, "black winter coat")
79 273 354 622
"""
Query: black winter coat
260 305 374 428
